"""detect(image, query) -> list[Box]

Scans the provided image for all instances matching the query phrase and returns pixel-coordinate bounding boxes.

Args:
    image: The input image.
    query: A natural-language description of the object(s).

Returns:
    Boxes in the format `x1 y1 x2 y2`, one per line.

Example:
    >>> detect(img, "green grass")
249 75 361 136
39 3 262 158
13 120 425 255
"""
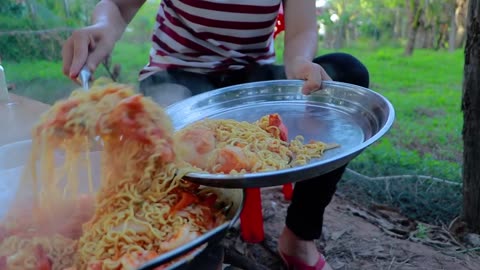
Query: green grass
322 46 464 224
343 47 463 182
3 37 465 224
3 41 151 103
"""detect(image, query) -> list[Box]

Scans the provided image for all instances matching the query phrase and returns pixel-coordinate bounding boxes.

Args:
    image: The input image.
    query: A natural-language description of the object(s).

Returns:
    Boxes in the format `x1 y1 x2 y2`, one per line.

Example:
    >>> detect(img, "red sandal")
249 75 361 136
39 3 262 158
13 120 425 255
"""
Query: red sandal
278 249 326 270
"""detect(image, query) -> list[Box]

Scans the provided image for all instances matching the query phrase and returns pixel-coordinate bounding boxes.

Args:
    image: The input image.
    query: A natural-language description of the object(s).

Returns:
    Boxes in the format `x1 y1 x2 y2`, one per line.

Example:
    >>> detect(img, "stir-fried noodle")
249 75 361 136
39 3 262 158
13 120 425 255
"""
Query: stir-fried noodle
0 83 226 270
175 114 339 174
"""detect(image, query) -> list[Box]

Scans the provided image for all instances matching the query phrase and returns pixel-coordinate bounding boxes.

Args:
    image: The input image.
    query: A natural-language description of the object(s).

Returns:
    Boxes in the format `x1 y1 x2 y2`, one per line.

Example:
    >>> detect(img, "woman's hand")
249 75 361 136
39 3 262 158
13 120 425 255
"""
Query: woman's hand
62 24 117 81
61 0 146 81
288 57 332 95
282 0 330 95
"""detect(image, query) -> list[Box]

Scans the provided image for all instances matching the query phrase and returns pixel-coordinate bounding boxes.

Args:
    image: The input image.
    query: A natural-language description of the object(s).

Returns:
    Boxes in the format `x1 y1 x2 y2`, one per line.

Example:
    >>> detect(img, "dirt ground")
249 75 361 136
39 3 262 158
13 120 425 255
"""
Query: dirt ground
222 187 480 270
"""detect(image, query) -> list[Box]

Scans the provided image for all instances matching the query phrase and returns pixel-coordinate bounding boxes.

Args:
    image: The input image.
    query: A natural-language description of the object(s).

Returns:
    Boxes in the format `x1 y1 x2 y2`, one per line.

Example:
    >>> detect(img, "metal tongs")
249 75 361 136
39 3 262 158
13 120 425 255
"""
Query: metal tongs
78 65 104 150
79 66 91 90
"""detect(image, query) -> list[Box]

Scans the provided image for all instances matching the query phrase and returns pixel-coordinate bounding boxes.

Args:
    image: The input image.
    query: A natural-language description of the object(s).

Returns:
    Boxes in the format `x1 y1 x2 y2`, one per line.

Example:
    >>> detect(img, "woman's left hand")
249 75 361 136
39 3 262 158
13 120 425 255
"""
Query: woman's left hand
288 57 332 95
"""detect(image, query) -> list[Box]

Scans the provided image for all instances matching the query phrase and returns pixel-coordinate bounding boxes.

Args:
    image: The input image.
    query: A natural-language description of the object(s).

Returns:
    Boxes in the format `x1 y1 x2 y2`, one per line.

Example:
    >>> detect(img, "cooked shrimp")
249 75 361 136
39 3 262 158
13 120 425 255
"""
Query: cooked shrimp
99 95 175 162
34 245 52 270
56 194 95 239
170 191 199 214
117 250 159 270
213 145 255 173
159 224 200 251
111 220 149 234
85 261 102 270
175 126 216 169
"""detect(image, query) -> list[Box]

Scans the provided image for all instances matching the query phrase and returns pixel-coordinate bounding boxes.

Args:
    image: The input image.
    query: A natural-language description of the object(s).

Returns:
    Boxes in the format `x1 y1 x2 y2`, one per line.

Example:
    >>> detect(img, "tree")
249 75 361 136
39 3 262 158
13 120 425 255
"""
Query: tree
404 0 423 55
462 0 480 233
456 0 469 49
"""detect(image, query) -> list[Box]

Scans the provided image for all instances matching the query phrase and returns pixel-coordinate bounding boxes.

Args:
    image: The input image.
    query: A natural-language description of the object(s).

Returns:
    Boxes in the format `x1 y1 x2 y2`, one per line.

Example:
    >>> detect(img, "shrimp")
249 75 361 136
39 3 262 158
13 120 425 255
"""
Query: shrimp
110 220 149 234
170 191 199 214
117 251 159 270
56 194 95 239
83 251 167 270
98 95 176 162
34 245 53 270
159 224 200 251
213 145 255 173
85 261 102 270
175 126 216 169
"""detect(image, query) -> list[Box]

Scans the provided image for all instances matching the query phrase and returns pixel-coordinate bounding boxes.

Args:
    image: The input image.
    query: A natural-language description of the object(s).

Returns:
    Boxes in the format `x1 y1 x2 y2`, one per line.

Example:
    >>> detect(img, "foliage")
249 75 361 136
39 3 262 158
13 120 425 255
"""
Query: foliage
319 0 462 52
0 0 159 61
0 0 92 61
0 0 27 15
0 26 71 62
121 1 161 43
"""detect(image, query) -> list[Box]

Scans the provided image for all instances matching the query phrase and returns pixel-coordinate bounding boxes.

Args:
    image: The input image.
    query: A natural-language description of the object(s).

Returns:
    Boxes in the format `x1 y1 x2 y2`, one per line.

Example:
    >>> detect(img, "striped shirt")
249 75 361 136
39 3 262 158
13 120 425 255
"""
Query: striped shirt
139 0 282 80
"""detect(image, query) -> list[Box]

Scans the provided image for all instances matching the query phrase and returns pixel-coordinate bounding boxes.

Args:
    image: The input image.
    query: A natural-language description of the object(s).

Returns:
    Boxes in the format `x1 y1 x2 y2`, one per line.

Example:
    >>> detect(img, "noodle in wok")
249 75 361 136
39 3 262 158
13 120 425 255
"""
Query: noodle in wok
0 82 226 270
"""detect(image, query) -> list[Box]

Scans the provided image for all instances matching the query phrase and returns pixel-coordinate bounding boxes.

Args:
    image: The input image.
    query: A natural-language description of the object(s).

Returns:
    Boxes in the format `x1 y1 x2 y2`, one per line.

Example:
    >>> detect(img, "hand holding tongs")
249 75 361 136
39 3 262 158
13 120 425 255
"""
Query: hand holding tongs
79 65 91 90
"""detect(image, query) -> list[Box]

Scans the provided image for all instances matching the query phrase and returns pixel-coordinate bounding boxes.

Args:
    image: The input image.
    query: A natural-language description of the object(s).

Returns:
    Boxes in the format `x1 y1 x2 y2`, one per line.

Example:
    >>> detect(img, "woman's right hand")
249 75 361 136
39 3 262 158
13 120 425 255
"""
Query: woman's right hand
62 23 117 81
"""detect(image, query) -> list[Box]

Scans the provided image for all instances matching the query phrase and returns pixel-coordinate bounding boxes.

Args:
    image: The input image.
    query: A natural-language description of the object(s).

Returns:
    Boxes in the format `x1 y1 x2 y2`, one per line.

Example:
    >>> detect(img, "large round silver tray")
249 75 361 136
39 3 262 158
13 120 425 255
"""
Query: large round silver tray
166 80 395 188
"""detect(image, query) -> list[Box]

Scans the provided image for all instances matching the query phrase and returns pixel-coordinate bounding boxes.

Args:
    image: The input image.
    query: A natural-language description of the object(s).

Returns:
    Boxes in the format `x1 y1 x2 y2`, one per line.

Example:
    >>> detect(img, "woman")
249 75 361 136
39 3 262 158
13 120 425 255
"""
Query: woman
62 1 369 269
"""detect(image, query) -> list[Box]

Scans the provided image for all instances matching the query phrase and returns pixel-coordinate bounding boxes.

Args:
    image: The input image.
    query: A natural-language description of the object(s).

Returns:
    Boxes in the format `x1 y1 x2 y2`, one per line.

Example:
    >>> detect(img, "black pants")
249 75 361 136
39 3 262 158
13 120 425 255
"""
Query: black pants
140 53 370 240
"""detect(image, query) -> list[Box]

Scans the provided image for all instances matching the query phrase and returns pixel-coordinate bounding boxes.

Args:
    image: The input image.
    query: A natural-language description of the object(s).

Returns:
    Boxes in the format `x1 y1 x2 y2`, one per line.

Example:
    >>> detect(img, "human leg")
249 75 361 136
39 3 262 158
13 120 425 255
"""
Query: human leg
279 53 369 269
313 52 370 88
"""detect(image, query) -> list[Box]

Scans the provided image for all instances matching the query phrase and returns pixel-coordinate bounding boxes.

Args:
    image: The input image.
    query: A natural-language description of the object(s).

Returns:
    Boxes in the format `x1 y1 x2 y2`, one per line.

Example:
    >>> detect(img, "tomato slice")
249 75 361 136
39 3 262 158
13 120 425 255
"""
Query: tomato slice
268 114 289 141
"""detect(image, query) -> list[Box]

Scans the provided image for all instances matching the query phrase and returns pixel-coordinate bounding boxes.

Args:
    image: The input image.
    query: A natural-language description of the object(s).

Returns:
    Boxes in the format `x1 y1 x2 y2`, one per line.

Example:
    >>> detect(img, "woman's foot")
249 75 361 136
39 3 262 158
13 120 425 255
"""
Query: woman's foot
278 227 333 270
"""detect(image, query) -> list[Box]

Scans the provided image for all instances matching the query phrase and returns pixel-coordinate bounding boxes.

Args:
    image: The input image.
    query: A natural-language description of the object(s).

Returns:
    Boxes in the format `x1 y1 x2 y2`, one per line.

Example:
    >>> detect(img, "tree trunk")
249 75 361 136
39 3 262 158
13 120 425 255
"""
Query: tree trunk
394 8 402 39
416 24 426 48
456 0 469 48
422 25 434 48
333 22 346 49
436 23 448 50
404 0 422 56
63 0 70 18
26 0 36 19
449 6 458 51
462 0 480 234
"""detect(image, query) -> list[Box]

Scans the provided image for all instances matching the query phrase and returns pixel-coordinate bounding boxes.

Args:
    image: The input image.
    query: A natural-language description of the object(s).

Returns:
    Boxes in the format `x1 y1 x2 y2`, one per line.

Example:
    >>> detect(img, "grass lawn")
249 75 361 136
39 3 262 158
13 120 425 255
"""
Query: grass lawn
330 46 464 223
3 39 464 224
341 46 463 180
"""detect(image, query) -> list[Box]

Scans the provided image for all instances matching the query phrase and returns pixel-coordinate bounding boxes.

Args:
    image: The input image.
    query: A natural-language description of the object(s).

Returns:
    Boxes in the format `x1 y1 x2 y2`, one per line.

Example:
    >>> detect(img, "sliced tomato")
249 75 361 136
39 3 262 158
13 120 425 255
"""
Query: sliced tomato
34 245 52 270
268 114 288 141
0 256 7 269
170 191 198 214
202 193 218 208
86 261 103 270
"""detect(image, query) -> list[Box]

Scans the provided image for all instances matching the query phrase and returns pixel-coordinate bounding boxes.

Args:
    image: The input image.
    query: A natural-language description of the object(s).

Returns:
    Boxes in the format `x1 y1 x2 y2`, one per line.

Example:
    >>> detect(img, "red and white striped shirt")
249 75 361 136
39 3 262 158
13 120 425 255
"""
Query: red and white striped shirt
139 0 283 80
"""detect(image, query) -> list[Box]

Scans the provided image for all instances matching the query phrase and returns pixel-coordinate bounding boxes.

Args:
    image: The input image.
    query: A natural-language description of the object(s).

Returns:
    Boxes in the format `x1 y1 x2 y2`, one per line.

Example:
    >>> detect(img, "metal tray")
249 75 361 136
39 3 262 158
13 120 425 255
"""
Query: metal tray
0 140 244 270
166 80 395 188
